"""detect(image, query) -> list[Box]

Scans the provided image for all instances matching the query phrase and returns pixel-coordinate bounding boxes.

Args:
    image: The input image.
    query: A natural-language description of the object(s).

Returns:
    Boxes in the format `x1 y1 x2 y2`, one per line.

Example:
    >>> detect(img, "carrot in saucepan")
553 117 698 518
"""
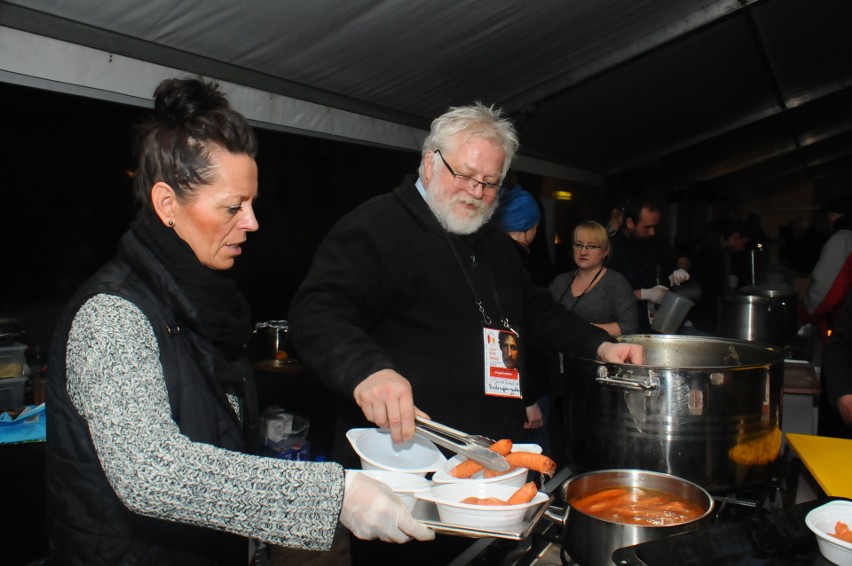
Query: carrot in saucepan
507 481 538 505
569 488 629 511
504 452 557 476
449 439 514 478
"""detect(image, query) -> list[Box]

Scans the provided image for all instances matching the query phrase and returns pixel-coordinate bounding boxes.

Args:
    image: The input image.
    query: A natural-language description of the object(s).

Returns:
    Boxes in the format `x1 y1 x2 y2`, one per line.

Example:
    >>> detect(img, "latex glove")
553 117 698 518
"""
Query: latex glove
668 268 690 286
340 471 435 543
639 285 669 305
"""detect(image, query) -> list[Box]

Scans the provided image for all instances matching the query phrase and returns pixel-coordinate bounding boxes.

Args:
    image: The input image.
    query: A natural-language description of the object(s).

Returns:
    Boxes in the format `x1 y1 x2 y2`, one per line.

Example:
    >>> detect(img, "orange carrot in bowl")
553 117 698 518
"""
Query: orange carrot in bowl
461 496 508 505
507 481 539 504
449 439 513 478
832 521 852 543
505 452 557 476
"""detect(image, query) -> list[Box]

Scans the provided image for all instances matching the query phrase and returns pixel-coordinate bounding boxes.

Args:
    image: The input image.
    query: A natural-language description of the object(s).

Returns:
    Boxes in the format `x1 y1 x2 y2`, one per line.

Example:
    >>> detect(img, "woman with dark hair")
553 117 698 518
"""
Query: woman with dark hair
46 77 431 565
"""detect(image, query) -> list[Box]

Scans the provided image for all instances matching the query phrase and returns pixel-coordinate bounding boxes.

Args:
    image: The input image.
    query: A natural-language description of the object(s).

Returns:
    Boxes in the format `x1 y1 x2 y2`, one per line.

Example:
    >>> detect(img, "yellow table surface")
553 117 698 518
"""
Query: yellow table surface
786 433 852 498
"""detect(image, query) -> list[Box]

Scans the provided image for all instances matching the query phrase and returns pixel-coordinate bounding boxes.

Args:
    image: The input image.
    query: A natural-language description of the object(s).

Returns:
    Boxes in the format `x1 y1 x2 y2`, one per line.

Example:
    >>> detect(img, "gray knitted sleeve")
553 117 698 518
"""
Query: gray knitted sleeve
65 293 344 551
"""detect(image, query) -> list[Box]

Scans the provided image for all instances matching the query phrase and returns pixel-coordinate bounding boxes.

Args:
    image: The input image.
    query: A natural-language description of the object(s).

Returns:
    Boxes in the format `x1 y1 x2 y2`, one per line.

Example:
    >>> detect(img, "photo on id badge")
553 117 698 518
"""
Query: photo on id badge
483 328 522 398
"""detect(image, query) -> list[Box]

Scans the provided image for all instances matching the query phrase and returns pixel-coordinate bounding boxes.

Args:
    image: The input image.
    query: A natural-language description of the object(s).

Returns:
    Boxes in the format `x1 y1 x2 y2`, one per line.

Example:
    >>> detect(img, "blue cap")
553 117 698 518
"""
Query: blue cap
494 188 541 232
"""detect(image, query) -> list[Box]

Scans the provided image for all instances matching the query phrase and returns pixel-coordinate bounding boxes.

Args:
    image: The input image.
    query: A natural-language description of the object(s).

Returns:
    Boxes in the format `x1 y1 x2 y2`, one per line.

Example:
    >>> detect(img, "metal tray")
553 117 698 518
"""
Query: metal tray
411 494 555 540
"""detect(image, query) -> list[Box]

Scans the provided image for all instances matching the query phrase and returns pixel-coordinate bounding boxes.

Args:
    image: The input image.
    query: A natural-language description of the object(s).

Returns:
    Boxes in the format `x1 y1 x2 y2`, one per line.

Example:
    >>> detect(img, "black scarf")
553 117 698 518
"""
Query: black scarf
130 215 251 359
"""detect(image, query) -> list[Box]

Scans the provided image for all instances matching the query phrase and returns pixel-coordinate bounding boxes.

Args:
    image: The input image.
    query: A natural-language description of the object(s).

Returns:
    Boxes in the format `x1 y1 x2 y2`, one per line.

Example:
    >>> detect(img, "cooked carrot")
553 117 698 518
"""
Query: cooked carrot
507 481 538 505
483 466 515 478
449 439 514 478
505 452 557 476
832 521 852 543
569 488 629 511
461 496 508 505
490 438 513 456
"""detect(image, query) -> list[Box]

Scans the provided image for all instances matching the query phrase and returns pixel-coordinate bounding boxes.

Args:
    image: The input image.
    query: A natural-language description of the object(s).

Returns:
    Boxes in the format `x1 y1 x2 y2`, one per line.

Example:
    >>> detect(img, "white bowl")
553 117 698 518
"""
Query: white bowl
416 482 548 529
346 428 447 475
431 443 542 487
805 500 852 566
346 469 432 511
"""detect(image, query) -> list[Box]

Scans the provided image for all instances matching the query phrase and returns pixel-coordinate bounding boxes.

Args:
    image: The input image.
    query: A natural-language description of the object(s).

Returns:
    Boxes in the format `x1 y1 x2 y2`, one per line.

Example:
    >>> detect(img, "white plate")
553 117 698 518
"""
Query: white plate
431 443 542 487
346 428 447 475
416 482 549 530
805 499 852 566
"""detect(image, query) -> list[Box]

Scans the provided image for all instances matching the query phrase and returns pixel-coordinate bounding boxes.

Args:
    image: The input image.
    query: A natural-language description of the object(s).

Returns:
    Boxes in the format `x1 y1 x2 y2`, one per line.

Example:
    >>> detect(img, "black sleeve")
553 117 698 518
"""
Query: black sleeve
822 295 852 405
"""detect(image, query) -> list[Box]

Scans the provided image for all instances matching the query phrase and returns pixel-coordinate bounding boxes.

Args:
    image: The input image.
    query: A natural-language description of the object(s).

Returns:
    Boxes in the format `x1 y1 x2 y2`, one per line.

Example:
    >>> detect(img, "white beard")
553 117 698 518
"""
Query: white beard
424 190 497 235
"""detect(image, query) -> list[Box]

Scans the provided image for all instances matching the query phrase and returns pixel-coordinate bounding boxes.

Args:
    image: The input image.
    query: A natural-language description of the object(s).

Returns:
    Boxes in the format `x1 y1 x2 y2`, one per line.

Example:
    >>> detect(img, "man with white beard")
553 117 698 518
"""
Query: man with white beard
289 102 643 447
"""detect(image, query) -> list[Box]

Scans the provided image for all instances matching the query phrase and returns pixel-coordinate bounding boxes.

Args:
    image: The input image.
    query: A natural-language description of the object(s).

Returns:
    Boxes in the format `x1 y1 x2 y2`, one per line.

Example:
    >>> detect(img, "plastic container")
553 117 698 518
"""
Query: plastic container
415 482 548 529
260 408 310 456
0 343 27 379
0 376 27 411
651 291 695 333
431 443 542 487
805 500 852 566
346 428 446 475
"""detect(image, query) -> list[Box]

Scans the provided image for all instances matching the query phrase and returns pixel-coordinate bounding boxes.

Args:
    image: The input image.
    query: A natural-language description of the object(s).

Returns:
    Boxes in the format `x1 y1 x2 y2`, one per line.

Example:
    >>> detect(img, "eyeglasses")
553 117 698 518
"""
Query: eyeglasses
572 242 603 251
434 150 504 198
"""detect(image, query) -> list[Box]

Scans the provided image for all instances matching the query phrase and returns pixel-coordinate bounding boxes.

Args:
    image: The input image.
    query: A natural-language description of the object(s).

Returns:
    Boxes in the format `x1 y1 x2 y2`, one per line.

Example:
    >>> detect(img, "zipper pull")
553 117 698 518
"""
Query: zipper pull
470 254 477 267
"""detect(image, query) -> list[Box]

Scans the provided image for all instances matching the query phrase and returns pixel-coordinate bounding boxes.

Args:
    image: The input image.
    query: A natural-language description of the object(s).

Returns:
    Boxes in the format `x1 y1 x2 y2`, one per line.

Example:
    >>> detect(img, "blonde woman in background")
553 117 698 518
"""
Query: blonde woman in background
549 221 637 337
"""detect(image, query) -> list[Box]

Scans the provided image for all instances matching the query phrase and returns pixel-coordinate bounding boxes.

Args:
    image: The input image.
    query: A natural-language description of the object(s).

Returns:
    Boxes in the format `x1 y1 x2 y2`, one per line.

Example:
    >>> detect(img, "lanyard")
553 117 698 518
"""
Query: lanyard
444 233 517 334
557 266 604 313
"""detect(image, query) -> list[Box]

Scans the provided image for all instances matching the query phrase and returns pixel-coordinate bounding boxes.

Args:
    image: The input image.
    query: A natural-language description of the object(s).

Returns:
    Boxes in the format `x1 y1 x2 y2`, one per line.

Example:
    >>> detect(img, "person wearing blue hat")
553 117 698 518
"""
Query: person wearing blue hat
494 186 541 253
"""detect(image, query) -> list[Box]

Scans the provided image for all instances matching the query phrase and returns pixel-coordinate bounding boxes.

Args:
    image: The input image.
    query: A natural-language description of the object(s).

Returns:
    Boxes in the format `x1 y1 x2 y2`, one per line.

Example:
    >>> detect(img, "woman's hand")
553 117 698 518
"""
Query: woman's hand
341 472 435 543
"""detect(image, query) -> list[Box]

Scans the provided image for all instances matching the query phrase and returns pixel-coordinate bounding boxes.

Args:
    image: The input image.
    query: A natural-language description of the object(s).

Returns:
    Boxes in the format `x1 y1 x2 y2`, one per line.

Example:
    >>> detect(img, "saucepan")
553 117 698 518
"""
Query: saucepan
541 469 714 566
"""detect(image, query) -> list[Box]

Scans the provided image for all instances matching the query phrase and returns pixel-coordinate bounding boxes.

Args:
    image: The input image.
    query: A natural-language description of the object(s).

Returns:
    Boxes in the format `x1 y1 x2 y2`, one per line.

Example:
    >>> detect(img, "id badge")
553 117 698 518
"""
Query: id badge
483 327 522 398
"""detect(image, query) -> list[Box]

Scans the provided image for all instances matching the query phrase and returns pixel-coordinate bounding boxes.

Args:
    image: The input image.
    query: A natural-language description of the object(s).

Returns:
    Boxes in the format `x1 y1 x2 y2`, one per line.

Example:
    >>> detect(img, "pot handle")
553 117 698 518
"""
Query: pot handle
595 365 660 392
542 503 568 526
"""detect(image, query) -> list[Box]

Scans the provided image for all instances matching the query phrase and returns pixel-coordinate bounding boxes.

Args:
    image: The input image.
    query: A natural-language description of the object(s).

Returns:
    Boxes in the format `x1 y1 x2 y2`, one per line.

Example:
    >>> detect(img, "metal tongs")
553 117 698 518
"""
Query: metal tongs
414 416 510 472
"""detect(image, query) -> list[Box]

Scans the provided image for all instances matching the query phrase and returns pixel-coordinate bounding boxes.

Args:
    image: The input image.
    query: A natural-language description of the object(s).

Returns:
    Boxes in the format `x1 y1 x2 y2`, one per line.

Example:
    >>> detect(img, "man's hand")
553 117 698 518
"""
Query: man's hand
524 402 544 429
837 394 852 426
639 285 669 305
597 342 645 365
353 369 418 443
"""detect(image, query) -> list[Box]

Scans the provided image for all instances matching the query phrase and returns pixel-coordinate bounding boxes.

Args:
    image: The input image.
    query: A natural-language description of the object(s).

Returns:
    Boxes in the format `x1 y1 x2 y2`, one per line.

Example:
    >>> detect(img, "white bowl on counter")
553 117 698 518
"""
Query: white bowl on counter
430 443 542 487
805 500 852 566
416 482 548 530
346 469 432 511
346 428 447 475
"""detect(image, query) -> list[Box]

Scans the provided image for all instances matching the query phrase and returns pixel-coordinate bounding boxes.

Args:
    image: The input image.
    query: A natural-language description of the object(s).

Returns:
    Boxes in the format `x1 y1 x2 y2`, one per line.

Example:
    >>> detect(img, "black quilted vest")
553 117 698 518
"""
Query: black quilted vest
46 231 257 565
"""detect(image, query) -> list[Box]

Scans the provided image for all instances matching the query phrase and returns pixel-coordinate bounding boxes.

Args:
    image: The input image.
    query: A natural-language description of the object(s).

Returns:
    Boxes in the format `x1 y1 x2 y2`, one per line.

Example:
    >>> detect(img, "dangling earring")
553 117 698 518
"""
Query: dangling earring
168 220 174 227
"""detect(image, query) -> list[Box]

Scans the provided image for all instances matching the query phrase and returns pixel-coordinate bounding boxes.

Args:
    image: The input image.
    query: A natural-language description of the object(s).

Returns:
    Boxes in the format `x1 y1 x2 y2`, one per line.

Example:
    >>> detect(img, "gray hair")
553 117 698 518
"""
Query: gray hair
419 102 519 180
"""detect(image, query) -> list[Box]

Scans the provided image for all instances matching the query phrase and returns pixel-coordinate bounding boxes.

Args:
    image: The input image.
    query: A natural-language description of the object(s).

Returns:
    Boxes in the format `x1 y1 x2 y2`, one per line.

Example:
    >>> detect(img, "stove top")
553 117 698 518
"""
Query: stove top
611 498 833 566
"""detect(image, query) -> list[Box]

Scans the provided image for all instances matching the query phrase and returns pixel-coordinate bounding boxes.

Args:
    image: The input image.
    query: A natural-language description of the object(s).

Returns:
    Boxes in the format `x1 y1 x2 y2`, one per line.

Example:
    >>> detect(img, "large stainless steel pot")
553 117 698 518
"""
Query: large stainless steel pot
564 335 786 493
543 469 714 566
718 285 798 346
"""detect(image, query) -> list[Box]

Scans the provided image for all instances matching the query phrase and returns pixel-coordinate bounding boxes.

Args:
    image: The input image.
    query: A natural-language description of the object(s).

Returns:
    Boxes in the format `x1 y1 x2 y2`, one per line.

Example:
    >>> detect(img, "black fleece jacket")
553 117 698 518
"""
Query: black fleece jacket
289 175 610 441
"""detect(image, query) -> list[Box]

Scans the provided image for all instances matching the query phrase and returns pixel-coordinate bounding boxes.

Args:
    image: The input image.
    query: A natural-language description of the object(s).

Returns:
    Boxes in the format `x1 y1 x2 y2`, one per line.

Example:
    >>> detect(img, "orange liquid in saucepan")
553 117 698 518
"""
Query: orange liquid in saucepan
569 487 706 526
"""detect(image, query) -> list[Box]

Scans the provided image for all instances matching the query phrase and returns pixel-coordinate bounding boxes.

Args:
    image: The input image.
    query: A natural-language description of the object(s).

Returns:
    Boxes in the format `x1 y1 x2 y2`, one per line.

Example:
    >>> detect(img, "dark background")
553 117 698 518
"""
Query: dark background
0 81 554 357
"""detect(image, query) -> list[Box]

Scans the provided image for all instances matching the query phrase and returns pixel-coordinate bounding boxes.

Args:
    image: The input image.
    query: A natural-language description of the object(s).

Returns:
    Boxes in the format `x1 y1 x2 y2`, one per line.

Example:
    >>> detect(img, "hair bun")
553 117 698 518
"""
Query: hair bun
153 78 228 121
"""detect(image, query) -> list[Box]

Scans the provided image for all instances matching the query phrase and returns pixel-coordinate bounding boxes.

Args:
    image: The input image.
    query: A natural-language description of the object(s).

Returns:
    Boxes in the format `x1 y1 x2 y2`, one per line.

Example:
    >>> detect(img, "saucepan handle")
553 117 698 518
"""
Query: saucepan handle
595 365 660 392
